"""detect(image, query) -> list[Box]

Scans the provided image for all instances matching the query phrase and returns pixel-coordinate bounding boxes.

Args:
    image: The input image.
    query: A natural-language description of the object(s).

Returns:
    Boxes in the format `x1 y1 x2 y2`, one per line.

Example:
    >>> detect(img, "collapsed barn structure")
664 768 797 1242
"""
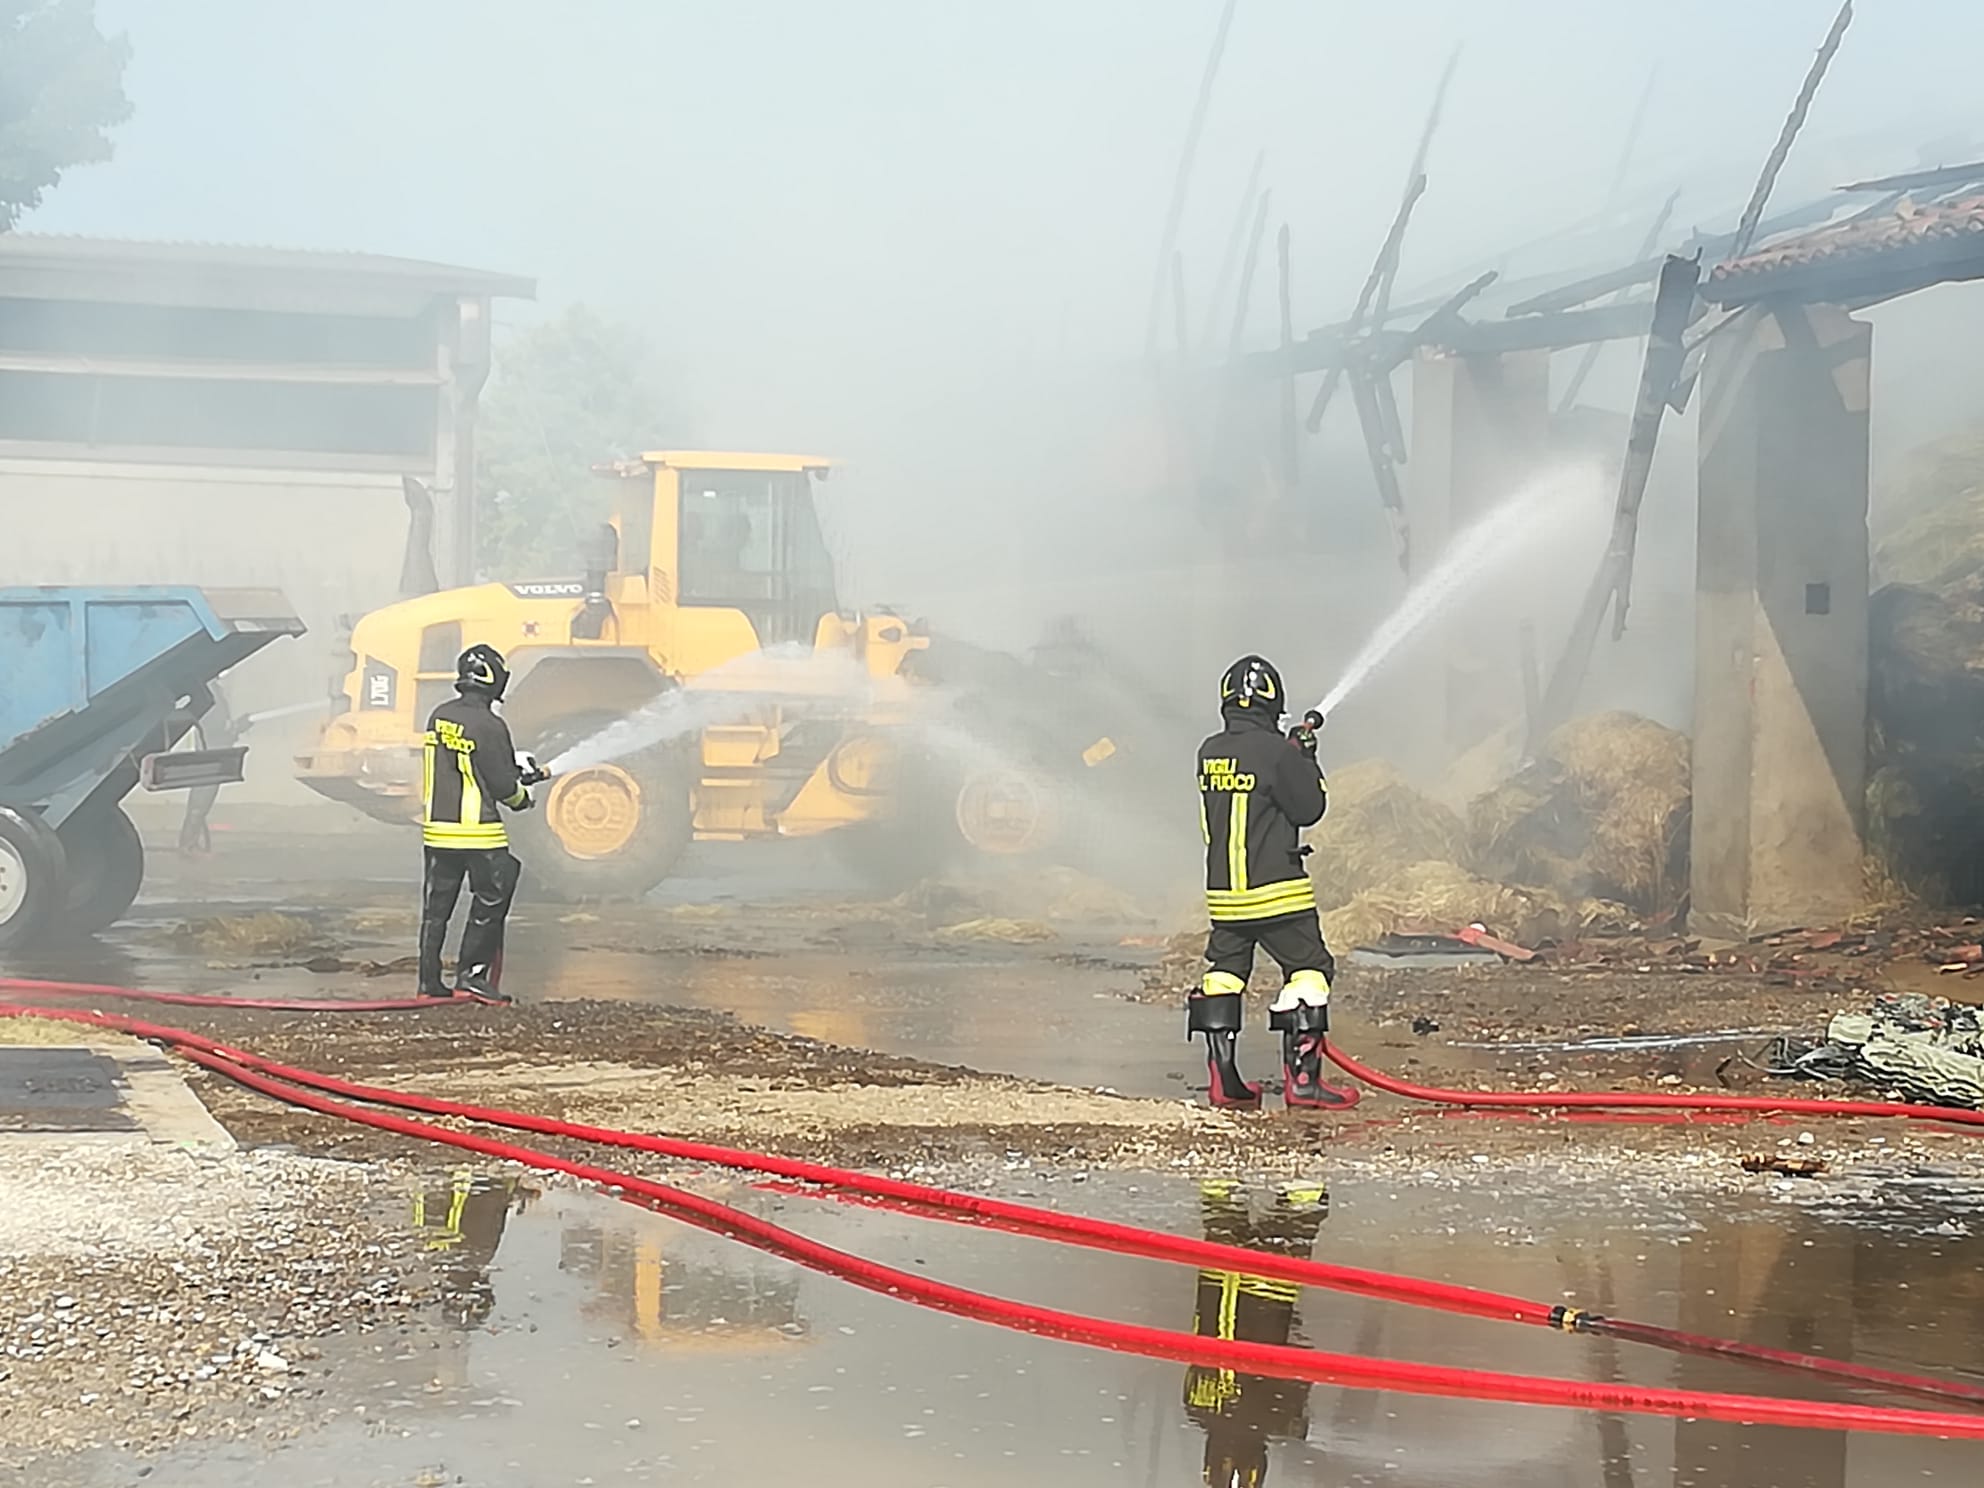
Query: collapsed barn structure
1178 52 1984 937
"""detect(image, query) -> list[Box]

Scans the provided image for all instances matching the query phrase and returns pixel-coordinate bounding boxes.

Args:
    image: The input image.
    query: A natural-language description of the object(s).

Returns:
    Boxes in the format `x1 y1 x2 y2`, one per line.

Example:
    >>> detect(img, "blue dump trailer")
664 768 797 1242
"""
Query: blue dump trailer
0 587 304 948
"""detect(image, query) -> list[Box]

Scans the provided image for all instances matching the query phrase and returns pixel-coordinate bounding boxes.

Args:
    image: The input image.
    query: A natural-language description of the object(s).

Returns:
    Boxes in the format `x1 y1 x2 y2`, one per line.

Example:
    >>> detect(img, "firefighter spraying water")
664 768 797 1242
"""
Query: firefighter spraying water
1190 656 1356 1111
416 644 551 1001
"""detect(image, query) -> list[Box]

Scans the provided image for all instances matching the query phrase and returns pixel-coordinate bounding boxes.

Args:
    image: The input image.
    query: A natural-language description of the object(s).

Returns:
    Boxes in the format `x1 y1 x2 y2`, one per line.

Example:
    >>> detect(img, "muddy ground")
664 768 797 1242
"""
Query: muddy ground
4 817 1984 1476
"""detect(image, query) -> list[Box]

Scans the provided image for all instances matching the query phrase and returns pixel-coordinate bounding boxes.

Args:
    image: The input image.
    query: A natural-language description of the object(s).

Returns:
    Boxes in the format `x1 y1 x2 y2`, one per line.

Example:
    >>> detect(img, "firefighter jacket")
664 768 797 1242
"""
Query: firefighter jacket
1198 706 1326 923
422 692 529 849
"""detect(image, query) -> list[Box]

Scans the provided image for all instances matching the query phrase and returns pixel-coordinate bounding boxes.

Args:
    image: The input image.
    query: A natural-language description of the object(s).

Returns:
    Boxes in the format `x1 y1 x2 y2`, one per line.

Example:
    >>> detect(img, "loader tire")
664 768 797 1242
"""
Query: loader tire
829 744 1055 893
0 804 69 951
512 712 694 903
56 804 146 938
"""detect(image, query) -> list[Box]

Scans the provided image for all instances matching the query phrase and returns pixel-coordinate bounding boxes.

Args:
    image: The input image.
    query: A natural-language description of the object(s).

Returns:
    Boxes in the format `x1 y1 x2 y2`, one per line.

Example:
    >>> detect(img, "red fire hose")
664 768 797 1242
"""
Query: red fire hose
14 1002 1980 1442
27 999 1976 1407
2 994 1982 1436
1323 1042 1984 1128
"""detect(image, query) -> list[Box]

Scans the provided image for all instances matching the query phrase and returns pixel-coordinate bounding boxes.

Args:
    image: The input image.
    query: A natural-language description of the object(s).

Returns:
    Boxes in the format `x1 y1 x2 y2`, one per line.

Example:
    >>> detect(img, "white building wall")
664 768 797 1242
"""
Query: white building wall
0 457 409 804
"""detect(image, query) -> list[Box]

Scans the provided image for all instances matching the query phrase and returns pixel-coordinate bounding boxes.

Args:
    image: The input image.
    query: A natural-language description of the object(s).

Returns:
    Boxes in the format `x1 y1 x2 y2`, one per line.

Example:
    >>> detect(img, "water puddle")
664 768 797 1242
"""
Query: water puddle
79 1167 1984 1487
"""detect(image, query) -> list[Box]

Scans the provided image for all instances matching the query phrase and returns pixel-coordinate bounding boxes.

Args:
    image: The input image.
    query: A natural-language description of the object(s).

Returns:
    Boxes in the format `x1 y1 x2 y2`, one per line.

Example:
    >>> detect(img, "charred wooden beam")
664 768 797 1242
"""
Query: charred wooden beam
1507 256 1663 318
1145 0 1241 360
1529 255 1701 754
1555 190 1680 414
1277 223 1298 487
1226 187 1273 359
1836 158 1984 195
1728 0 1854 262
1303 173 1427 429
1199 149 1266 352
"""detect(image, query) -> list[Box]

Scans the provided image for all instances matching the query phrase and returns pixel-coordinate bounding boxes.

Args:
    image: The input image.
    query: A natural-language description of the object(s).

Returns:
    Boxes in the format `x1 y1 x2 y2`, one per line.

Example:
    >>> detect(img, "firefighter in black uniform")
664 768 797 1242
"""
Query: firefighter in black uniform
1183 1179 1329 1488
418 644 547 1001
1190 656 1352 1110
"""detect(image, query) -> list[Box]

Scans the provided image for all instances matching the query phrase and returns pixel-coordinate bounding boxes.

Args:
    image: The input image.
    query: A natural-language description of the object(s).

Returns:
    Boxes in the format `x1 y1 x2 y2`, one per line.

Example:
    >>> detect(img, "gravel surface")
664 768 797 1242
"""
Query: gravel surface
0 1143 428 1469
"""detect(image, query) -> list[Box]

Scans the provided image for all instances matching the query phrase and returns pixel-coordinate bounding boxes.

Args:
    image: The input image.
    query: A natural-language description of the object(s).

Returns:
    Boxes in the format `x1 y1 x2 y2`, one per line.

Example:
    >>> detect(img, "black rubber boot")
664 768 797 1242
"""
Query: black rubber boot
1270 1002 1359 1110
417 849 467 998
455 957 513 1005
1188 994 1262 1111
454 850 520 1003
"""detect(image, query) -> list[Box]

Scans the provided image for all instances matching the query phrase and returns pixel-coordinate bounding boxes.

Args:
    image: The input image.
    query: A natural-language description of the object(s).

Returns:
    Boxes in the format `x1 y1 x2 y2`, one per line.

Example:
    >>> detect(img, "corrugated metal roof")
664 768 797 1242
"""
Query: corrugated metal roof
0 233 535 300
1710 196 1984 293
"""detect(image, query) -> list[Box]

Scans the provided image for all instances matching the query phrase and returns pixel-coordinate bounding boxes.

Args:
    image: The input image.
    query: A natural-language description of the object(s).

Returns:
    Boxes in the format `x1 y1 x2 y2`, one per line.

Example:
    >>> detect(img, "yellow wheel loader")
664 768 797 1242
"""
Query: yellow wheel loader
296 452 1132 900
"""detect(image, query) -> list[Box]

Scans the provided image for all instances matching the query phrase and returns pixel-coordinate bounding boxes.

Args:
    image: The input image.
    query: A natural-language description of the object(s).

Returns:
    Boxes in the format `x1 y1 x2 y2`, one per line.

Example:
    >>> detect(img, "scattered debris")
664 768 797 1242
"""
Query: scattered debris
170 913 328 958
1321 860 1629 953
1768 995 1984 1108
1455 923 1536 962
934 917 1058 944
1741 1153 1829 1177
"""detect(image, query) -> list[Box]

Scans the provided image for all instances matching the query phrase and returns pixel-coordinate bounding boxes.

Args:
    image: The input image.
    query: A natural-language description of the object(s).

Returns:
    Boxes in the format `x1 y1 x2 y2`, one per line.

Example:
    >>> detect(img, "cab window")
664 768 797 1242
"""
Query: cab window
677 469 838 643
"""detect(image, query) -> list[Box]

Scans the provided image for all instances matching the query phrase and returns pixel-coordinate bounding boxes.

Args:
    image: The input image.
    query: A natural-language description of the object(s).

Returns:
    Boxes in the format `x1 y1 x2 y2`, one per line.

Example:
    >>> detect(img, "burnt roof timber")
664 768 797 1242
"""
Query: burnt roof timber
1244 297 1659 379
1837 159 1984 195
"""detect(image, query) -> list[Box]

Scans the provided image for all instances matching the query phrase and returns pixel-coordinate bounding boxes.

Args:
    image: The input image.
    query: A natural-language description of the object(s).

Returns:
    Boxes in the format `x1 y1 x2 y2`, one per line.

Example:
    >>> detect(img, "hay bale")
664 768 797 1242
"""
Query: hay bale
1874 425 1984 592
1867 584 1984 903
1467 712 1689 914
1867 418 1984 906
1321 859 1632 951
1305 761 1466 910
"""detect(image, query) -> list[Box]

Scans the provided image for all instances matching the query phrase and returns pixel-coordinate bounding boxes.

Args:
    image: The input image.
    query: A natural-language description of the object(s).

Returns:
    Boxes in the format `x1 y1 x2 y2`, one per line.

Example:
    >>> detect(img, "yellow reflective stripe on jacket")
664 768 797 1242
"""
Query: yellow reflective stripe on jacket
422 727 510 848
1206 879 1316 921
423 820 510 849
1226 791 1249 893
458 747 483 823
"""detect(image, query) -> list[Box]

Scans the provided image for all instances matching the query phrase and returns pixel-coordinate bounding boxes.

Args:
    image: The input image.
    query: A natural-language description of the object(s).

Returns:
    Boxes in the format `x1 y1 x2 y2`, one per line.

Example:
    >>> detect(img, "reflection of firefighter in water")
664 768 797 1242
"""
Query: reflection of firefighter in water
1184 1179 1329 1488
560 1219 808 1348
412 1170 534 1326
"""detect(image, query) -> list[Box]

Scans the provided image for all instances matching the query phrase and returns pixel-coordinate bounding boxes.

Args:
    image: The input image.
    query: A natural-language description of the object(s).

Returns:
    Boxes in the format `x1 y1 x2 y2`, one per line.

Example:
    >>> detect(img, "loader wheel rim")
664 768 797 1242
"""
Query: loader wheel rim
546 765 643 860
954 771 1048 856
0 839 24 923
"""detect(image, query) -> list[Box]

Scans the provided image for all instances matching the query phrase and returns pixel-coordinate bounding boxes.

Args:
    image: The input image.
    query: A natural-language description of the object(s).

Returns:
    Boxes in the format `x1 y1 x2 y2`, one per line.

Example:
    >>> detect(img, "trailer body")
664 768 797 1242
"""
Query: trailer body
0 586 303 946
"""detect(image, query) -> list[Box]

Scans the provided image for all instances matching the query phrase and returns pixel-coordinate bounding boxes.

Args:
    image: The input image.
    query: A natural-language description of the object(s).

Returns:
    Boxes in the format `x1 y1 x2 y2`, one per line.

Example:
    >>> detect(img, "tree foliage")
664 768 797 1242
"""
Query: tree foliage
0 1 132 230
475 305 686 576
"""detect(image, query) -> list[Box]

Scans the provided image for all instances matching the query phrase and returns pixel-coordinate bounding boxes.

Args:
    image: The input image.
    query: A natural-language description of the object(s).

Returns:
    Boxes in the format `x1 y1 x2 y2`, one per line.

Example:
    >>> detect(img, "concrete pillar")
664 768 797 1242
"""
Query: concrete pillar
1690 303 1870 939
1409 349 1551 759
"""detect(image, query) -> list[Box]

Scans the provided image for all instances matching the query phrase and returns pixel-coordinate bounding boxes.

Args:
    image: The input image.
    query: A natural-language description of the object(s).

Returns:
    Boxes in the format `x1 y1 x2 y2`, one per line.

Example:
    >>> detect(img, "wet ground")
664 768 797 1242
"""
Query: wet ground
31 1172 1984 1488
3 813 1984 1482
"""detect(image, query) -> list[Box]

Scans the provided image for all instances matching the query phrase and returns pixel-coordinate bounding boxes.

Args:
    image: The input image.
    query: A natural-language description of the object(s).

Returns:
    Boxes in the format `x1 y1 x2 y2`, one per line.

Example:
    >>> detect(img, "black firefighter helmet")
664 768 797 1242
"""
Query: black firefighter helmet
457 643 511 700
1219 655 1284 717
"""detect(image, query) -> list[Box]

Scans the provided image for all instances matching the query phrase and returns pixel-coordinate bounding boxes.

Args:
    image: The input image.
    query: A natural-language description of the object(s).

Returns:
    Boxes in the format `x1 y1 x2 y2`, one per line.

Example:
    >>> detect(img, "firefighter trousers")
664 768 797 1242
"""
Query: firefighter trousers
419 846 521 991
1202 910 1336 997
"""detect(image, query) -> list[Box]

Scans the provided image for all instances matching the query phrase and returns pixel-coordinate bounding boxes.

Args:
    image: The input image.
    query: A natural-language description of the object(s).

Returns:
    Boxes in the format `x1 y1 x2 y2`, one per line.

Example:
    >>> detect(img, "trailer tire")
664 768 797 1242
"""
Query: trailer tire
56 804 146 938
0 805 69 951
512 712 695 903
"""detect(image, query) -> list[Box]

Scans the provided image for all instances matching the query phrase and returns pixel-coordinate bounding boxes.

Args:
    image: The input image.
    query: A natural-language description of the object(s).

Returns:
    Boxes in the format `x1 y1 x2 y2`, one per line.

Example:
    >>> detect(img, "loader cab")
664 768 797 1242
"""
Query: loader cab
620 451 842 655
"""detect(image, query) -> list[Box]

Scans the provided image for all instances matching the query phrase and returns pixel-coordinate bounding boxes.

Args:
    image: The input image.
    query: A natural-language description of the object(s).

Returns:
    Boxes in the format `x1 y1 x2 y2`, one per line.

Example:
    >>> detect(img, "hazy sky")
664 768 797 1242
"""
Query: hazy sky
22 0 1984 679
31 1 1983 453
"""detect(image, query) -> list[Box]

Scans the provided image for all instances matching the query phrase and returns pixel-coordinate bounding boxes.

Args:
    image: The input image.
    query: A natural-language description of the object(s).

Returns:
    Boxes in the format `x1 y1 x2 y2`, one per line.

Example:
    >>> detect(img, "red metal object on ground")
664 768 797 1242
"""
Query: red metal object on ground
1454 923 1537 961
